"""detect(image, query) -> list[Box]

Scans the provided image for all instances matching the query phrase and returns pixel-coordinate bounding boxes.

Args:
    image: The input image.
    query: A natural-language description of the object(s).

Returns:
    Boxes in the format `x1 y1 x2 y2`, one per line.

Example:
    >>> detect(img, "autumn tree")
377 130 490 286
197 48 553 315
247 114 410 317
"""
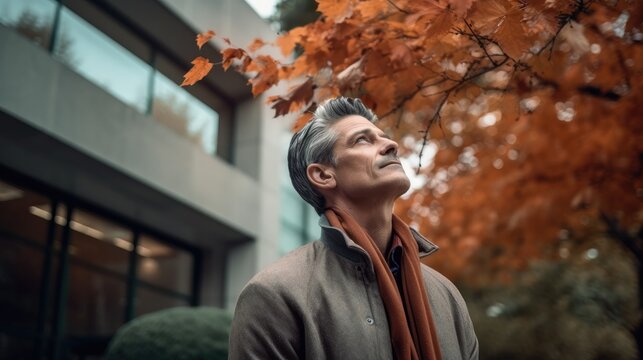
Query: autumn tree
183 0 642 355
270 0 320 31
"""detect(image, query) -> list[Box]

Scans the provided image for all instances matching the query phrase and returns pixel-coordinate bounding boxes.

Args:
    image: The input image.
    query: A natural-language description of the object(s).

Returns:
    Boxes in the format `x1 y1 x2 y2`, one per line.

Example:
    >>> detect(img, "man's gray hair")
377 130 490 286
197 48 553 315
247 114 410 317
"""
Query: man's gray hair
287 97 377 214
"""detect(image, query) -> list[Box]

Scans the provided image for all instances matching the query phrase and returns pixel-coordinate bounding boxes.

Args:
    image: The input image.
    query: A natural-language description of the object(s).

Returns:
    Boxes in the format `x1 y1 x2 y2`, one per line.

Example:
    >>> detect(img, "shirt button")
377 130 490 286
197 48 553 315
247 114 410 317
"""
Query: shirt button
366 317 374 325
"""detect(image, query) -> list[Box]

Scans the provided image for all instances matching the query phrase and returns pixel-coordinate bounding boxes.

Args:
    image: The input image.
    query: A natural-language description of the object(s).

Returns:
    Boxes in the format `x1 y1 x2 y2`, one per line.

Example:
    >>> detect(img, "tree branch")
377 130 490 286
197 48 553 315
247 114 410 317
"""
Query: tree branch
422 56 509 97
379 76 451 122
535 0 593 59
416 93 450 172
463 19 498 66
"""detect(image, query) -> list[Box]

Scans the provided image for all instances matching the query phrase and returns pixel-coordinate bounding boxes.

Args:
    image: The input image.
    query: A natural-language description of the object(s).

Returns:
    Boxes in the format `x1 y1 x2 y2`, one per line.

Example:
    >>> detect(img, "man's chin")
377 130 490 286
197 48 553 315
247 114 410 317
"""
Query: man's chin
387 175 411 198
395 179 411 197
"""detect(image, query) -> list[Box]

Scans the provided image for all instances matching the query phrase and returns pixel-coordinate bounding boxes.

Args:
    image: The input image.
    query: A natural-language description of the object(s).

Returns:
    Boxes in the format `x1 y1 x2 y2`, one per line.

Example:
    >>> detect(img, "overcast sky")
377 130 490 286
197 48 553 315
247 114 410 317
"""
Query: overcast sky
245 0 278 18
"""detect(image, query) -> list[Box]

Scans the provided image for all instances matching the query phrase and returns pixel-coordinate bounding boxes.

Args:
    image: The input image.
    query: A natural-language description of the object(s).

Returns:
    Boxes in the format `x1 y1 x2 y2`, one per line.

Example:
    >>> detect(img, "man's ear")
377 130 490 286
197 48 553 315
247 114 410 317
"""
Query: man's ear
307 163 336 191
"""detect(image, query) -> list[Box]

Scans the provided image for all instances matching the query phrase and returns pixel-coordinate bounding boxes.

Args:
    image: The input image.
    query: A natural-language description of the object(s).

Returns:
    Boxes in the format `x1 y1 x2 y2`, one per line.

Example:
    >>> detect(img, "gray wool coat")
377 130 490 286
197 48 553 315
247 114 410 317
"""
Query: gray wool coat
228 215 479 360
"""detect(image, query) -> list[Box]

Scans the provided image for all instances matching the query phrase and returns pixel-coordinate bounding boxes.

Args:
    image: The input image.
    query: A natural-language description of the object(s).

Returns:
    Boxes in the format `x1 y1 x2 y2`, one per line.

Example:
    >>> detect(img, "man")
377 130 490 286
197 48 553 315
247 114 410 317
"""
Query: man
229 97 479 359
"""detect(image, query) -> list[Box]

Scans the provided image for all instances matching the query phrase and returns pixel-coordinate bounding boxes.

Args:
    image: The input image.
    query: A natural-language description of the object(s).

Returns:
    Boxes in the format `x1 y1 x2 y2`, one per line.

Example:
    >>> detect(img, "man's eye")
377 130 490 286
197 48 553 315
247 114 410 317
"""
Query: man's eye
356 136 369 143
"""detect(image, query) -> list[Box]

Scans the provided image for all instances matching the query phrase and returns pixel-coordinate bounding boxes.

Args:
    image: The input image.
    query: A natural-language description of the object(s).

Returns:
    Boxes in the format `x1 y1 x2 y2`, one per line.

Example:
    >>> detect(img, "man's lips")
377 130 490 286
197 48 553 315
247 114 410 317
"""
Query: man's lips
380 160 401 168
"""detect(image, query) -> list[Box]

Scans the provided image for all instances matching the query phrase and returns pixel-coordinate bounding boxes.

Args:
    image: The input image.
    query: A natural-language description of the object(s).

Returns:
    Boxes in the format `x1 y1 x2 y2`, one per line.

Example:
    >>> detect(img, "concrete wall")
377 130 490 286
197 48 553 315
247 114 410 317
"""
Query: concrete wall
0 0 291 310
224 93 291 308
0 26 260 241
157 0 289 307
158 0 290 307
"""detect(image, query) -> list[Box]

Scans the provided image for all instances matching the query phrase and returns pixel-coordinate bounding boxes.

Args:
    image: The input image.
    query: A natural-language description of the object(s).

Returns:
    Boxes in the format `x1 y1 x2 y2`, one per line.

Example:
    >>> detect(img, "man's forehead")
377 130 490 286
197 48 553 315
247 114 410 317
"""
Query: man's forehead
331 115 381 137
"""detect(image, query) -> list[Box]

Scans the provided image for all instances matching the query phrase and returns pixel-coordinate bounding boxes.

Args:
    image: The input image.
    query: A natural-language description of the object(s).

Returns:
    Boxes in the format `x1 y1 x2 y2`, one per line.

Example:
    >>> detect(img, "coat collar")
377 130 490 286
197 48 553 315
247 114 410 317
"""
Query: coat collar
318 214 439 264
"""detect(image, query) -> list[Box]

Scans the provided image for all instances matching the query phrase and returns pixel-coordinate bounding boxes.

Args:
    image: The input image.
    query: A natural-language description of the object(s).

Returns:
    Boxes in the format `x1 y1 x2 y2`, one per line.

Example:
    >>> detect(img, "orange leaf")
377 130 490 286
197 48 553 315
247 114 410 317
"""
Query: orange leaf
270 78 315 116
181 56 213 86
221 48 247 71
240 56 253 72
337 58 364 89
276 26 307 57
291 112 314 132
406 0 445 33
363 75 396 114
288 78 316 112
426 10 456 37
448 0 474 18
247 55 280 96
270 96 291 117
316 0 354 23
355 0 389 20
278 65 295 79
390 41 413 68
287 55 310 80
522 3 558 35
469 0 506 35
315 85 341 103
196 30 215 50
247 38 266 53
495 9 530 59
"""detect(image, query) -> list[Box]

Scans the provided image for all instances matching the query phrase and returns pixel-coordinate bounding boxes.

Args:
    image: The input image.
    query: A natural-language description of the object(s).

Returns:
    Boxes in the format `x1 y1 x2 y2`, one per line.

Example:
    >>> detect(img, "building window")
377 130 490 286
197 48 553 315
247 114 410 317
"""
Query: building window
137 234 193 294
0 0 57 51
0 176 199 359
53 6 151 113
1 0 228 160
152 72 219 155
64 209 133 336
279 189 320 255
0 180 51 359
136 235 194 316
136 235 193 317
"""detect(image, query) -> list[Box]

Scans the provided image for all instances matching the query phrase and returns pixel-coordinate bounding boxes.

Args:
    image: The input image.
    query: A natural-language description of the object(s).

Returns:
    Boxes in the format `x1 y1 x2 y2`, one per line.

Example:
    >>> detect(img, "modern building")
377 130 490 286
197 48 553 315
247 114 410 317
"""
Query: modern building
0 0 318 358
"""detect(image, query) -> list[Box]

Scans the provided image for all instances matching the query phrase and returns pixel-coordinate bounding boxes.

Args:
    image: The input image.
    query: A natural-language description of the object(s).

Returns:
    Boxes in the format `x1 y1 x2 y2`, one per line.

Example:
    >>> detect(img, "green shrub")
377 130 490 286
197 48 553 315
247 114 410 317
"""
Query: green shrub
106 306 232 360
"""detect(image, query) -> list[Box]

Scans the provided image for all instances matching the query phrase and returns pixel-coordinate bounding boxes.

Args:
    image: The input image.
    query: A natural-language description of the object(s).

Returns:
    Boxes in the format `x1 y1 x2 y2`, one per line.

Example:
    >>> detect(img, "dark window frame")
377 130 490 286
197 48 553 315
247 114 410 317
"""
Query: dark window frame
17 0 235 162
0 166 201 359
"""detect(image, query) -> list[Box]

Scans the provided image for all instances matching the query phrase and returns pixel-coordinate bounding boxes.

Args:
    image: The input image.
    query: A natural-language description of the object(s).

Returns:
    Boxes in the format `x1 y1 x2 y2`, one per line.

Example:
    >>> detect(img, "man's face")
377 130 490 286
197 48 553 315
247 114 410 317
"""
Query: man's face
328 115 410 202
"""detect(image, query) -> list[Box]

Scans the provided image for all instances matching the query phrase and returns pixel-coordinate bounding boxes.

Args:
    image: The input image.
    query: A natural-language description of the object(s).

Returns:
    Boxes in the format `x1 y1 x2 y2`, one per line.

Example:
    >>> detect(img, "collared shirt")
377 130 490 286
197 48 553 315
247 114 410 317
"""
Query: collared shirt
386 235 404 293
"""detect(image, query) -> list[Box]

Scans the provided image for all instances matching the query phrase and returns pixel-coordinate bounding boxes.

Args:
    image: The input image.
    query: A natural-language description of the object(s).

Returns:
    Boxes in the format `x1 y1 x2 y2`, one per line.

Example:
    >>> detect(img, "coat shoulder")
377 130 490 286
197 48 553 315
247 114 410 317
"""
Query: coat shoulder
244 241 324 296
420 264 459 292
420 263 470 313
420 264 480 359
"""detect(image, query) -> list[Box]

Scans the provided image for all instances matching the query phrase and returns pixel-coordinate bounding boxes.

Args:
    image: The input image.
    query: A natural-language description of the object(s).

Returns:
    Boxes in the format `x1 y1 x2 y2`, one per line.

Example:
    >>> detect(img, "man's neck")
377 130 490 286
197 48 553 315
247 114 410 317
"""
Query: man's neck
334 200 395 255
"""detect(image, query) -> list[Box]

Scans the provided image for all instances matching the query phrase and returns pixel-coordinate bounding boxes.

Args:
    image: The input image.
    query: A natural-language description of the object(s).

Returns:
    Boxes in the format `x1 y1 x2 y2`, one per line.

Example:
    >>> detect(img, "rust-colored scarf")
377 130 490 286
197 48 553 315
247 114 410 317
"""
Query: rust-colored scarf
325 207 442 360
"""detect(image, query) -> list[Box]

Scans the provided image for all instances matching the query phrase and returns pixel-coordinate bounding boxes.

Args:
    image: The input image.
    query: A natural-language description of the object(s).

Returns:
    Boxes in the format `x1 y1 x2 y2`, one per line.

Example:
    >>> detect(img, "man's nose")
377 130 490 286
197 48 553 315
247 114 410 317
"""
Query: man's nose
380 137 398 156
